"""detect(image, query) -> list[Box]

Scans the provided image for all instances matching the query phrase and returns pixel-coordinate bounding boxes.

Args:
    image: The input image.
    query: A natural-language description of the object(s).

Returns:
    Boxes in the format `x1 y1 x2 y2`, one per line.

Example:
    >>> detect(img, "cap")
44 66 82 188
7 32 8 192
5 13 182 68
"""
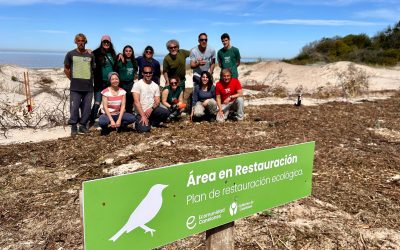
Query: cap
108 72 119 82
101 35 111 42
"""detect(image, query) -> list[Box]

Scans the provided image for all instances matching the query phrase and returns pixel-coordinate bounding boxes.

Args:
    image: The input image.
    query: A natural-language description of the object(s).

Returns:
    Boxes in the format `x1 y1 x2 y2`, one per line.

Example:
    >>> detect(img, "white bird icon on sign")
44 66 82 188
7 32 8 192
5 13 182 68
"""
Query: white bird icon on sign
109 184 168 242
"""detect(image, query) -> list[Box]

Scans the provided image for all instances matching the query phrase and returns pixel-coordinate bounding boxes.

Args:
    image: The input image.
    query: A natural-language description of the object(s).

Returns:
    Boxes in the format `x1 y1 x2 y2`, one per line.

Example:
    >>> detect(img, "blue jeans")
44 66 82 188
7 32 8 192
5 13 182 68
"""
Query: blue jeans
135 106 170 133
98 113 136 129
69 90 93 126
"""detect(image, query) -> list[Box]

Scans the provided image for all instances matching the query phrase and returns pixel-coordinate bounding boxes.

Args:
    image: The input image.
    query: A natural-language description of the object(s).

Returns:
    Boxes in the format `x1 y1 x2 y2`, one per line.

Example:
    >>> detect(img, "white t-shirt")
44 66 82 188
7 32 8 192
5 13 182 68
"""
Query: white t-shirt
132 79 160 112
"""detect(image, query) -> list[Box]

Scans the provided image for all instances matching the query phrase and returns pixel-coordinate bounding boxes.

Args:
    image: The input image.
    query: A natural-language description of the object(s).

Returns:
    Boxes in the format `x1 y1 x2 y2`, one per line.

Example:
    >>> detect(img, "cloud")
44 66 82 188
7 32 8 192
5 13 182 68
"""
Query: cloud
211 22 241 26
161 28 192 34
266 0 397 7
355 8 400 21
38 29 68 34
122 27 147 33
255 19 386 26
0 0 253 11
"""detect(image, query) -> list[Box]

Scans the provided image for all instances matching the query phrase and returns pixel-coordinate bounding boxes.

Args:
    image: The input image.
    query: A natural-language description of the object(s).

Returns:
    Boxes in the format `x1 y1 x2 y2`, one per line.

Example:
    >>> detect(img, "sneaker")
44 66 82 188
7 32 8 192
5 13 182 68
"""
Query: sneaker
71 124 78 137
79 125 89 134
208 116 216 123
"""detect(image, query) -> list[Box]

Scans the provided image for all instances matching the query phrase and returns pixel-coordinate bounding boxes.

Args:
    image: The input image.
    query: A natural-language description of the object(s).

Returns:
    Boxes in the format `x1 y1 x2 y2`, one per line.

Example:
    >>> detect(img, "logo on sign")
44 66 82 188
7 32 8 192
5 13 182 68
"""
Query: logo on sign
229 202 238 216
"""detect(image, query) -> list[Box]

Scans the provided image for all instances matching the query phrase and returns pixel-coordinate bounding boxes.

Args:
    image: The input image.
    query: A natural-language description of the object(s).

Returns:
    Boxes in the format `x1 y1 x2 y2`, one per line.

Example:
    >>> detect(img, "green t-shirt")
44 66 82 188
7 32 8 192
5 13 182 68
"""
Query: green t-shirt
163 49 190 80
102 52 115 81
164 85 183 105
117 59 138 82
217 46 241 78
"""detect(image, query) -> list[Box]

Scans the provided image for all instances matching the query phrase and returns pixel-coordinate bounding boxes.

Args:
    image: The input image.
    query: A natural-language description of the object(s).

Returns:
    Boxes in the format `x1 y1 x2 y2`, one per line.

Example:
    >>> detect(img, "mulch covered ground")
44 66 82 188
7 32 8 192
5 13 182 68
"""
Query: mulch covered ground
1 93 399 249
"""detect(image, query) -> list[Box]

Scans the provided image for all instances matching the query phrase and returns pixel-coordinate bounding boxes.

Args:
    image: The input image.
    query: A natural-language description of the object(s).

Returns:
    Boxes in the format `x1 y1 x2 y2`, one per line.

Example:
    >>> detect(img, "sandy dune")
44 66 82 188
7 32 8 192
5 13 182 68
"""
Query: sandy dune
1 61 399 144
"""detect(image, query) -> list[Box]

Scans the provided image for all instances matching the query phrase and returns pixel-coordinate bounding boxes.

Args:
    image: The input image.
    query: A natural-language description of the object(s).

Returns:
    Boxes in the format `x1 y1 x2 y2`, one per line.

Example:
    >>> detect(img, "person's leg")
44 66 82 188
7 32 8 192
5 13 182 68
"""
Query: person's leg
98 114 110 129
79 91 93 132
135 115 151 133
69 90 82 136
69 90 81 125
120 113 136 127
121 81 134 114
193 102 205 117
90 90 102 123
205 99 218 115
149 106 170 126
205 99 218 121
217 102 233 122
232 97 244 120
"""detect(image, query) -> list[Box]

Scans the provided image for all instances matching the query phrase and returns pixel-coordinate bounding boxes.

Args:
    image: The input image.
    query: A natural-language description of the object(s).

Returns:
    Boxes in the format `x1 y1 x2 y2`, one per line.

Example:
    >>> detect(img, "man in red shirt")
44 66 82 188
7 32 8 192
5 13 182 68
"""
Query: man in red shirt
216 68 244 122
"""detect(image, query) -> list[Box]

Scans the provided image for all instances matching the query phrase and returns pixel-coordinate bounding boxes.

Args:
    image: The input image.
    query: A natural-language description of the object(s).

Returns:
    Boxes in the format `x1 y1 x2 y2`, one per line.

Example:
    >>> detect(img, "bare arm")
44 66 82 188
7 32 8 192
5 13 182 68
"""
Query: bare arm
116 95 126 127
178 90 183 104
163 72 169 86
134 92 149 125
209 58 216 74
161 89 170 108
64 65 71 79
102 95 116 128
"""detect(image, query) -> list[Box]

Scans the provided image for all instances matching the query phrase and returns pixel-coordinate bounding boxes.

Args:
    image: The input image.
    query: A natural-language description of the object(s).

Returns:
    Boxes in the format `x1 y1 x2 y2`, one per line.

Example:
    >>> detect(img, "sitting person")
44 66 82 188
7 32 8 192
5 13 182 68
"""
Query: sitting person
161 75 186 121
98 72 136 135
132 65 169 133
216 68 244 122
191 71 217 122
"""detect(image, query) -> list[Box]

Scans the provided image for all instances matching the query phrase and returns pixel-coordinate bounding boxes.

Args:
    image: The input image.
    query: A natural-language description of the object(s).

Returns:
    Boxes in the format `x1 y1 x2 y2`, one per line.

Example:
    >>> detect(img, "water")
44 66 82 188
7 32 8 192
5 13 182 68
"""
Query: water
0 50 261 69
0 51 66 69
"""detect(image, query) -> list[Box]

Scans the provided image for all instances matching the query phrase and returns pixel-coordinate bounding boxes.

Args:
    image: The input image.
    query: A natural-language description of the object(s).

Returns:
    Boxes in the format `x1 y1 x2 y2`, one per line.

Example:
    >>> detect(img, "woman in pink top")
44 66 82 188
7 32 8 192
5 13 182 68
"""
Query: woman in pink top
98 72 136 135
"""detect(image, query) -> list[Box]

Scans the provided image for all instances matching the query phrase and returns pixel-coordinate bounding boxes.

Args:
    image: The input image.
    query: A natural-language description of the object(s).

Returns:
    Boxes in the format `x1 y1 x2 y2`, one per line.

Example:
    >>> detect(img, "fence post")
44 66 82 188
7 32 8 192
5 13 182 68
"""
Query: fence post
205 222 234 250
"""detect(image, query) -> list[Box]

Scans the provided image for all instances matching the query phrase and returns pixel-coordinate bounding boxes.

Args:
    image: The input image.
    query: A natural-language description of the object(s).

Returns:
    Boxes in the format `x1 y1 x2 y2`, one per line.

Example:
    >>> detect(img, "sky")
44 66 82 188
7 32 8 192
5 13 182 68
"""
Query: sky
0 0 399 59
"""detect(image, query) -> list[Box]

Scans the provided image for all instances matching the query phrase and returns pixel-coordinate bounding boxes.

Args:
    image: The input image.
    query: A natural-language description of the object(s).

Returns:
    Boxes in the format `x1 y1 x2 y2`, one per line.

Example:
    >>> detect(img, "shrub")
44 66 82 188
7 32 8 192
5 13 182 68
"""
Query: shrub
336 63 369 97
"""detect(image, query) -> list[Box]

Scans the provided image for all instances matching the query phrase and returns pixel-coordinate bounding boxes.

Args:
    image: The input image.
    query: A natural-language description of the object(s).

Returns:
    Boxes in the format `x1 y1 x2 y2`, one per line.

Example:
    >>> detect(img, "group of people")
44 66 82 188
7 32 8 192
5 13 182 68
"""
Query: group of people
64 32 244 136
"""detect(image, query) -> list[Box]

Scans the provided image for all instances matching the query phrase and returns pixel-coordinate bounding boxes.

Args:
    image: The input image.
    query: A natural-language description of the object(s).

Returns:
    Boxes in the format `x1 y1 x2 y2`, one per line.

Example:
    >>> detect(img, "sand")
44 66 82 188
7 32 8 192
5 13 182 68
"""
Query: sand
1 61 400 144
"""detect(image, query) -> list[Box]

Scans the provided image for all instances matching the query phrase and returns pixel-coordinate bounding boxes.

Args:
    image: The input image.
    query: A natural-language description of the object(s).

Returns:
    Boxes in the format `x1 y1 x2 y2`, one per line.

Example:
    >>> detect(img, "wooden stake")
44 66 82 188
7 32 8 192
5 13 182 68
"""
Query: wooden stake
26 71 32 112
205 222 234 250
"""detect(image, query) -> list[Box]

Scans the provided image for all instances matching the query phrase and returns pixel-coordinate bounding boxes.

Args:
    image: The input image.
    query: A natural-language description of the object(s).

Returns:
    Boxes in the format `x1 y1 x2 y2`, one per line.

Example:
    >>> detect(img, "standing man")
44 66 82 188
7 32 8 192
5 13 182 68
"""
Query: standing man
190 33 216 85
163 39 190 90
136 45 161 85
217 33 241 79
132 65 170 133
216 68 244 122
64 33 95 136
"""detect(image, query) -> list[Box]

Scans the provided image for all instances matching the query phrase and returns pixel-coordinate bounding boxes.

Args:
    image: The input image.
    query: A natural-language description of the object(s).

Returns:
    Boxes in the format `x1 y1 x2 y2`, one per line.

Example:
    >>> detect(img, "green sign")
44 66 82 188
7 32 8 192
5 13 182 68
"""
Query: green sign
83 142 315 249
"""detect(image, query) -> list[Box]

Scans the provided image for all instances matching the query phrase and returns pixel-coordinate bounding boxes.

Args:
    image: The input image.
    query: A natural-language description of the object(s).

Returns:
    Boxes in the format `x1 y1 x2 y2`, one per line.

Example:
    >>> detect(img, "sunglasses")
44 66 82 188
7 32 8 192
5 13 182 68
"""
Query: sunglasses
170 81 178 85
199 38 208 42
143 71 153 75
145 50 153 54
168 46 177 50
102 41 110 45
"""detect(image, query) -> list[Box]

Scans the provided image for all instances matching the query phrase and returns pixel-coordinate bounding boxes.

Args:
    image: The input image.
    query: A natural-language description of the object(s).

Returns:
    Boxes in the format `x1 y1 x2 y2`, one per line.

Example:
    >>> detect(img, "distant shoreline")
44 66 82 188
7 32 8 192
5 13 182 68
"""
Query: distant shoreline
0 50 269 69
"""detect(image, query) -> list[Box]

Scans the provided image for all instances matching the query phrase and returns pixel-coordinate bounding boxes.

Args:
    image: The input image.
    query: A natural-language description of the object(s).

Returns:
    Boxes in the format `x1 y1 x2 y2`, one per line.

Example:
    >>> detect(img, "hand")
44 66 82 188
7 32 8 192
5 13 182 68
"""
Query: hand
110 120 117 128
140 116 149 126
202 99 209 107
217 111 224 121
118 53 125 63
115 120 121 128
144 108 153 118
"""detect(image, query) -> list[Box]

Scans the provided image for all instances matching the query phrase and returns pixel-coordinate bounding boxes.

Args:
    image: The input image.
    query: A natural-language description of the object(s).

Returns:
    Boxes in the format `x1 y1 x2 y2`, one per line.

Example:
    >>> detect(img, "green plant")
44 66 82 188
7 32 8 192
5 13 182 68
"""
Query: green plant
336 63 369 97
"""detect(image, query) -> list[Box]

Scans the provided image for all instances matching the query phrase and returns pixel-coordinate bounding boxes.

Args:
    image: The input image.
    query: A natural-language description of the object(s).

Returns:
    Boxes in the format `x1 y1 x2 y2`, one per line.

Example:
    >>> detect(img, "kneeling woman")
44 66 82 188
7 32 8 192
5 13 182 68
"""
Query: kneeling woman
161 75 186 121
99 72 136 135
191 71 217 122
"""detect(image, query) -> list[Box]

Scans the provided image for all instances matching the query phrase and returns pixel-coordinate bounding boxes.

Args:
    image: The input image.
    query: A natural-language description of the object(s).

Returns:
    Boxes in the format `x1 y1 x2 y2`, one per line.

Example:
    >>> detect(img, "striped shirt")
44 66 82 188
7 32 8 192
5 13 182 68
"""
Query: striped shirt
101 87 126 114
